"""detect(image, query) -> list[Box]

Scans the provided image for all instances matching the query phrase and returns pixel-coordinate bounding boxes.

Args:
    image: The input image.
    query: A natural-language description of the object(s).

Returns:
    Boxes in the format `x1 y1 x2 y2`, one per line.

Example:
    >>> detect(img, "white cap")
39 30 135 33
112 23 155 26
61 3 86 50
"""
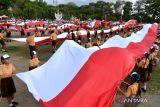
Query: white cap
32 51 37 55
131 72 138 75
97 36 101 39
1 54 10 61
130 72 140 80
150 46 155 49
78 40 81 43
153 44 158 47
2 54 10 59
144 52 148 55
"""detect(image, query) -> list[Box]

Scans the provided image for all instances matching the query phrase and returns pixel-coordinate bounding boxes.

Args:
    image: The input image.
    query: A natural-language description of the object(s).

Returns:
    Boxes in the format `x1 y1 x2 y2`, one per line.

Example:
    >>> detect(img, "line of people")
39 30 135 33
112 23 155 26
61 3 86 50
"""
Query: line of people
117 25 160 106
0 26 12 52
0 22 145 107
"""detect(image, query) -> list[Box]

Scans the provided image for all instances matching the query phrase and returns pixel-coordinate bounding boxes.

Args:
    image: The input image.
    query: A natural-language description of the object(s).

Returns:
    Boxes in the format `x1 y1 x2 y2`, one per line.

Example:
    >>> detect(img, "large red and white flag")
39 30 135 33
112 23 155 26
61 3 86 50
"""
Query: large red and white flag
17 24 158 107
10 25 124 45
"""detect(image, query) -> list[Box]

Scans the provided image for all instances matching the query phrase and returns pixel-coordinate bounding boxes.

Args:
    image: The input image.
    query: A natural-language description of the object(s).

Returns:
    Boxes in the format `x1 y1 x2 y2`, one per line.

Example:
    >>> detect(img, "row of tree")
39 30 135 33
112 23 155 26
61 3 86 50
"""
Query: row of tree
0 0 159 22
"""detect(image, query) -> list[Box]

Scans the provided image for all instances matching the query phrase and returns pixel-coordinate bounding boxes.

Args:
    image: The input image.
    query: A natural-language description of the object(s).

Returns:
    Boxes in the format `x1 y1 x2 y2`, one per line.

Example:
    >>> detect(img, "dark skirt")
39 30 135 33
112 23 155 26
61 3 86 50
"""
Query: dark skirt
52 40 57 46
147 63 153 73
0 77 16 97
29 45 36 58
6 32 11 38
29 66 37 71
137 67 148 82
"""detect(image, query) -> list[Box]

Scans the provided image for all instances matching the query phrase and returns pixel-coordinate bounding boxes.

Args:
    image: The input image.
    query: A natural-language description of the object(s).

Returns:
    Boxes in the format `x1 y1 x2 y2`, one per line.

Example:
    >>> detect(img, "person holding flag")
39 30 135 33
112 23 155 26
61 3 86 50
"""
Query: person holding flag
0 54 18 107
29 51 41 70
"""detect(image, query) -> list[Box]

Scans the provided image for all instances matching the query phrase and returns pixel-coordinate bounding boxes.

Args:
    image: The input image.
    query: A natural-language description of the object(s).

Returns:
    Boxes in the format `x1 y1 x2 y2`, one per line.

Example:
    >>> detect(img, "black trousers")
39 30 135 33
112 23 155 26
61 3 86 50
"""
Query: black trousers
29 45 36 58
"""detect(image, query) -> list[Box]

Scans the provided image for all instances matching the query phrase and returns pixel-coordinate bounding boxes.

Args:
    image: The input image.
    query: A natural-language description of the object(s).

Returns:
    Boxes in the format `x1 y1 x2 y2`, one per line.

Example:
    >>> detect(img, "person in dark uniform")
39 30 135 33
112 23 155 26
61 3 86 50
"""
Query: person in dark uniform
94 28 97 38
50 30 57 53
76 28 82 40
93 36 101 46
6 26 11 42
154 42 159 56
87 29 91 42
123 72 141 107
156 35 160 46
0 29 7 52
147 46 156 81
100 29 104 38
85 38 92 48
71 30 76 41
26 32 36 57
44 28 49 36
20 26 25 37
76 28 82 45
66 31 72 40
0 54 18 107
65 25 69 33
59 27 64 34
137 52 149 92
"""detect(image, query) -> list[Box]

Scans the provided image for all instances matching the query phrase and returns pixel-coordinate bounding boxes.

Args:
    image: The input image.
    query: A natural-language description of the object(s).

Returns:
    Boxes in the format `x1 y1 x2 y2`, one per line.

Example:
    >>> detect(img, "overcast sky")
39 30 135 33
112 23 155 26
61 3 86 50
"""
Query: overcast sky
44 0 137 6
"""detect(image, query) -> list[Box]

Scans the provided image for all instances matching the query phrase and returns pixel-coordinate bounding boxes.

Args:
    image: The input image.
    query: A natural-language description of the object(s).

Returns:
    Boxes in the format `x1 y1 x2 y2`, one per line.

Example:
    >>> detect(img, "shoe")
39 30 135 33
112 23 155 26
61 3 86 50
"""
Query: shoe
12 101 19 105
141 88 147 93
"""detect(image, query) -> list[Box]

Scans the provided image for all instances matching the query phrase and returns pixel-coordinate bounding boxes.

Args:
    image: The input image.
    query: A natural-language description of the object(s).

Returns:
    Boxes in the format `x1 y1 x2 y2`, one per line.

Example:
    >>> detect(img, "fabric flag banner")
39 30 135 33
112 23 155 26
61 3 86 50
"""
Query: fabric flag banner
26 21 47 26
125 20 138 26
10 25 124 45
17 23 158 107
89 20 102 28
57 23 77 29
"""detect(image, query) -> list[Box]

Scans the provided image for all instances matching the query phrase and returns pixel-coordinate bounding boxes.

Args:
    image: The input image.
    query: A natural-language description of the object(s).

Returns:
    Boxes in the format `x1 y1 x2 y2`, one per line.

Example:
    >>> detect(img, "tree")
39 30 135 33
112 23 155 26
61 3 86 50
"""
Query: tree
0 0 159 23
0 0 15 9
113 0 125 20
45 5 56 19
134 0 145 14
123 1 133 21
145 0 160 22
132 0 146 22
0 0 16 15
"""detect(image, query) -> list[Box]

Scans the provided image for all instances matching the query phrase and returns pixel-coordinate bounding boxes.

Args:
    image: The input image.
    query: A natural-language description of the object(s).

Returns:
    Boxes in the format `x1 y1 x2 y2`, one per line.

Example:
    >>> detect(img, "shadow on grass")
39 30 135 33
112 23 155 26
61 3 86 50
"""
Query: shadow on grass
6 45 29 58
7 45 21 51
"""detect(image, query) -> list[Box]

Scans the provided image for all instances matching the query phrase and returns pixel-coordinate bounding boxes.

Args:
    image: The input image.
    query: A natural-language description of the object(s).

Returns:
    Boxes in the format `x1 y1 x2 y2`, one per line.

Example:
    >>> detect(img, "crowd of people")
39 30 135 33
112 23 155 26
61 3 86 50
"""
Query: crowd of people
118 24 160 106
0 20 159 107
